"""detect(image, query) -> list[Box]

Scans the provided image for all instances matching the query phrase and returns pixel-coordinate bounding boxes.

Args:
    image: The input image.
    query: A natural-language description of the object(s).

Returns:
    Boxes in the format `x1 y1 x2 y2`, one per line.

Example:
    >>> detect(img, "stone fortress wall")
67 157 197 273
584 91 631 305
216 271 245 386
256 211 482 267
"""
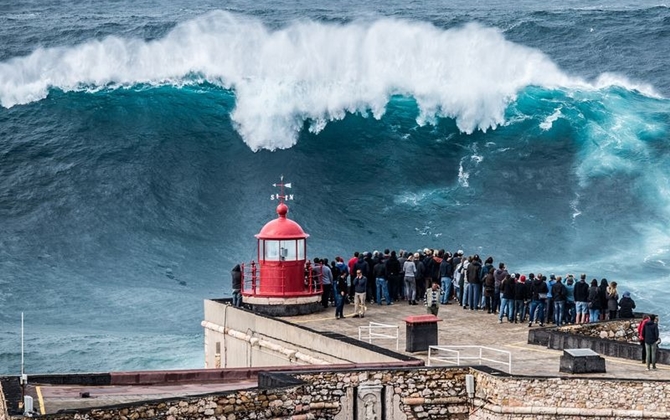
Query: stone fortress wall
3 365 670 420
2 313 669 419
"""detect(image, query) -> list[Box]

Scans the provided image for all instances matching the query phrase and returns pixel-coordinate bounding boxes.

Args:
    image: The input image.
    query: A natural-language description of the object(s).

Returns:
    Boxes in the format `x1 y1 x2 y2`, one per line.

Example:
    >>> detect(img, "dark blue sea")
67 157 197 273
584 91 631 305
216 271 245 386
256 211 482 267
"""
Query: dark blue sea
1 0 669 374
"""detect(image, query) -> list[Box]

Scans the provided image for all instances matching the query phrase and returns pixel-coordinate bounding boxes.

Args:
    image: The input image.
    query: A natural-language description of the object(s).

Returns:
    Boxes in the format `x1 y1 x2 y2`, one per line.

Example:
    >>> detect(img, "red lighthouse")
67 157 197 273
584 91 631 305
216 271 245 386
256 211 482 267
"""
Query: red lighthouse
241 176 322 316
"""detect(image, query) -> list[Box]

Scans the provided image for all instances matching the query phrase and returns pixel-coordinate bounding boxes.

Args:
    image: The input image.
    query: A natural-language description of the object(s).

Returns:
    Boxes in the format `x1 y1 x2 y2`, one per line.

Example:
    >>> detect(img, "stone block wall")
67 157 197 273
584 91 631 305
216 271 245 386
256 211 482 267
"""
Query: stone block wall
472 372 670 419
564 320 641 343
294 368 471 419
40 387 340 420
18 367 670 419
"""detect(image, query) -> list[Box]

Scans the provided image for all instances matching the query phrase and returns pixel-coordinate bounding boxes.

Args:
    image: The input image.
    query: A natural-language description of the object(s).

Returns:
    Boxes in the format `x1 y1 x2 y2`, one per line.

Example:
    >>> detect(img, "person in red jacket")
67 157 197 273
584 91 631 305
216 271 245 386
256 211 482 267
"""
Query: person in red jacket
638 314 650 363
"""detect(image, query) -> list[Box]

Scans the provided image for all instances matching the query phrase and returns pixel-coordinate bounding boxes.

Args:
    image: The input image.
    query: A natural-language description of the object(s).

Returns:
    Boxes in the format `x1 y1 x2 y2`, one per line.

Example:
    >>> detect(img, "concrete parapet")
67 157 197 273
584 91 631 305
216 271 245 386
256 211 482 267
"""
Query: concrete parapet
528 320 670 365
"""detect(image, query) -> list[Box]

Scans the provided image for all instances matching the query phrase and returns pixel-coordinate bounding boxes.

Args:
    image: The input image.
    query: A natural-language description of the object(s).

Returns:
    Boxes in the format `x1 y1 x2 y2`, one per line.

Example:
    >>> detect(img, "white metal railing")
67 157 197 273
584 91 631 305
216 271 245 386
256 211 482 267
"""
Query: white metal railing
358 322 399 351
427 345 512 373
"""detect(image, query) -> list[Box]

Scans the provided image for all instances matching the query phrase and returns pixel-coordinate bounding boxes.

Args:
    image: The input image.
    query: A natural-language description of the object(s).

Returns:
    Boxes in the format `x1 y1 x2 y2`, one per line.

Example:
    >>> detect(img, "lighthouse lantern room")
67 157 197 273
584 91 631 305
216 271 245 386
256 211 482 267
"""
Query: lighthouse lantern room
241 176 322 316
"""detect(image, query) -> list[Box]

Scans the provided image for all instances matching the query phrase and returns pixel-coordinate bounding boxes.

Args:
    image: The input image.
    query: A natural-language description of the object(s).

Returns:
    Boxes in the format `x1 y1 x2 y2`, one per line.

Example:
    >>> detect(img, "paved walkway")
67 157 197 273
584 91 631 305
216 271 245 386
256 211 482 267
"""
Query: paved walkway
285 299 668 379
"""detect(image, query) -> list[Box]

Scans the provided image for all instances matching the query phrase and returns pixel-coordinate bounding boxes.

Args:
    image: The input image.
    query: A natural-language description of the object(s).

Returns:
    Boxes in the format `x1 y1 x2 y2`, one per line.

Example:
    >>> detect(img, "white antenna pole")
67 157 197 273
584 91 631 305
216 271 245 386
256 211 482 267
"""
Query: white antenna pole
21 312 24 377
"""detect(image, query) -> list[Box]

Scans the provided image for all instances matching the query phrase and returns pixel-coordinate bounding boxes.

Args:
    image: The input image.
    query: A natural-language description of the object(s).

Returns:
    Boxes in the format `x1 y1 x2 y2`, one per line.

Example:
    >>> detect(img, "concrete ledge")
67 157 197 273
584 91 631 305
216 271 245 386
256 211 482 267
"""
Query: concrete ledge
258 372 306 389
110 368 259 385
529 324 670 365
24 373 112 386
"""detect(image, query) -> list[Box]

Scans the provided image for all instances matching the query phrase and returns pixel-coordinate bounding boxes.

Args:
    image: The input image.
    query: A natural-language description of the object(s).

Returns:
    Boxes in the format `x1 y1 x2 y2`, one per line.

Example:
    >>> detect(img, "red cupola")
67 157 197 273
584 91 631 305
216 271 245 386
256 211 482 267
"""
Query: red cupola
254 202 309 296
256 202 308 240
241 176 322 316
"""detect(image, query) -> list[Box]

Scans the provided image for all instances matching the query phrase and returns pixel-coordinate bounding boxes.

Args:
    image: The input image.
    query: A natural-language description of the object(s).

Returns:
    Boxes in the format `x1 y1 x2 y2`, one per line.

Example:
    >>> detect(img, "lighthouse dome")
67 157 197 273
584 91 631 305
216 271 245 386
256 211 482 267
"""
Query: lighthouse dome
255 203 309 239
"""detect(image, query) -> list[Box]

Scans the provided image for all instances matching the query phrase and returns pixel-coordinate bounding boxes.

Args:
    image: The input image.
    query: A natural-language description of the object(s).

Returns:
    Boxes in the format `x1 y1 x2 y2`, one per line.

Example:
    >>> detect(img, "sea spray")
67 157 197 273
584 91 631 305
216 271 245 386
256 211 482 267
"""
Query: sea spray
2 11 657 151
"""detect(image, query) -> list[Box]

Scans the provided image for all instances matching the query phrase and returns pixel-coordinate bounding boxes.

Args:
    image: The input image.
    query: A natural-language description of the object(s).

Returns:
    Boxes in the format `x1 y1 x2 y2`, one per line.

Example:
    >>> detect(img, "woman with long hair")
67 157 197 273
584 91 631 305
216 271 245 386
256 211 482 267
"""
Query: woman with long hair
606 281 619 320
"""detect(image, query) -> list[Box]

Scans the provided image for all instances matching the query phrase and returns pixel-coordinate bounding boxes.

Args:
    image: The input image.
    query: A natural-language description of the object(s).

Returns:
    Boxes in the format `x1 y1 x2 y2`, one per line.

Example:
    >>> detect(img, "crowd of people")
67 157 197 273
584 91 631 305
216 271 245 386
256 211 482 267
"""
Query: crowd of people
309 248 640 328
234 246 662 370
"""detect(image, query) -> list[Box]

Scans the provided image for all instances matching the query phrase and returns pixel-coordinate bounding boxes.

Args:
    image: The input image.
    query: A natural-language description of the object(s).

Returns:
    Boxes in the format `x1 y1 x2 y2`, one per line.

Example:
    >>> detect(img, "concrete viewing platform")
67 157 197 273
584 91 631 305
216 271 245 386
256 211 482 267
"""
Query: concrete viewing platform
6 299 668 417
283 299 667 380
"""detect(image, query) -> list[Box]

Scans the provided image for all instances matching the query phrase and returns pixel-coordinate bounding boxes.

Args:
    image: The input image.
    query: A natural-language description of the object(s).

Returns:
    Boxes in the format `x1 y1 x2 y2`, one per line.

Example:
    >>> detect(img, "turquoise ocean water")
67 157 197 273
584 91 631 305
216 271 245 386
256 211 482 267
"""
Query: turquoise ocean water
1 0 669 374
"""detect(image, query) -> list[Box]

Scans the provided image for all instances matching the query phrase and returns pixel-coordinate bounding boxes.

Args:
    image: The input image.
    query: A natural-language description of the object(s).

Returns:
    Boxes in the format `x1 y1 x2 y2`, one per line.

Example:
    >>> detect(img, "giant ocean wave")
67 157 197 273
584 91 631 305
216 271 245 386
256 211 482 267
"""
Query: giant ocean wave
0 11 660 151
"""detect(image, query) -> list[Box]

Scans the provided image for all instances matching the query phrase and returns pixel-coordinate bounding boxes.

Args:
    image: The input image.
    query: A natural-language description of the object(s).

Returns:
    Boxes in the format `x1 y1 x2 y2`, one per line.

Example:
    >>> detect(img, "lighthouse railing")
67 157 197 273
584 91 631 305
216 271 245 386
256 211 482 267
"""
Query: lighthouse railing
240 261 323 297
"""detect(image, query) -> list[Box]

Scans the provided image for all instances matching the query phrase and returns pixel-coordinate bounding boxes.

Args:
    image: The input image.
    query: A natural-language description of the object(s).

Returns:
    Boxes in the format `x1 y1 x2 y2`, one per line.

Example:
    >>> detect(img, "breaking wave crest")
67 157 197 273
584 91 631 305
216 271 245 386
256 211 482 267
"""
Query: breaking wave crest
0 11 659 150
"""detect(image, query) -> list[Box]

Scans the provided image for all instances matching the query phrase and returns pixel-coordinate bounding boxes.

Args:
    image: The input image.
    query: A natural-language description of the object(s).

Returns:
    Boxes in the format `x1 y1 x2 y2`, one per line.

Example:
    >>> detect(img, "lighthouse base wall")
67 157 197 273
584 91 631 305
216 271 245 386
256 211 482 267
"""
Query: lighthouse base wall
244 295 323 316
251 302 323 316
202 300 412 369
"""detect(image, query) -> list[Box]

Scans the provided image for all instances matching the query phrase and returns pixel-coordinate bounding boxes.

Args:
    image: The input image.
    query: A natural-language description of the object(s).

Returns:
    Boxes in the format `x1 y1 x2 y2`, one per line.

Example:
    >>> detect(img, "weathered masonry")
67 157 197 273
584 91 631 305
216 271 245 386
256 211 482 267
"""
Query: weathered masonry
4 366 670 420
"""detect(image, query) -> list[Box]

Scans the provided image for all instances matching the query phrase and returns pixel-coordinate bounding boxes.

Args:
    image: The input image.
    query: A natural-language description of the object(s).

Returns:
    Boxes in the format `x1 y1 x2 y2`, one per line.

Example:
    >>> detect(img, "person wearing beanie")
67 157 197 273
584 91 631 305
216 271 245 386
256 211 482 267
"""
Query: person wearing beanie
618 291 636 319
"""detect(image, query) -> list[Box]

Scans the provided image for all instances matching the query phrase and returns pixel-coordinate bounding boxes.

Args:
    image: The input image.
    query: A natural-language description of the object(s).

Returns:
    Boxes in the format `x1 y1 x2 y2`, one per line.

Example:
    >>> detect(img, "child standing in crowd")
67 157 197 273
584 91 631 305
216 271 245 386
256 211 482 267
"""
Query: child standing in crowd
425 282 442 316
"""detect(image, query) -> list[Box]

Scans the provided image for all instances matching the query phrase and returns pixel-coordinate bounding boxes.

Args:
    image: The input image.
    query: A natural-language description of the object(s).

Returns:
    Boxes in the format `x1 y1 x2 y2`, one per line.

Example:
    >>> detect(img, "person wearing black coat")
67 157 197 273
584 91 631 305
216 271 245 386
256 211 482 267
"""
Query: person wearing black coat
618 291 636 319
423 250 435 286
415 256 427 306
528 275 549 327
551 277 567 326
483 270 496 314
231 264 243 307
439 254 453 304
467 256 483 311
642 315 661 370
385 251 401 302
364 253 376 303
513 275 528 323
598 278 609 321
499 274 516 323
587 279 602 323
334 271 348 319
574 274 590 324
373 259 390 305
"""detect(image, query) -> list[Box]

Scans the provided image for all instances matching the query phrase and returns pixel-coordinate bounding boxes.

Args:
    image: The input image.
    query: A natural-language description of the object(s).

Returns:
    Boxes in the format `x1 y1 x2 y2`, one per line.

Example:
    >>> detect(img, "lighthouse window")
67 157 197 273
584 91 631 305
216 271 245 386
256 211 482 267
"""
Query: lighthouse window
296 239 305 259
280 240 297 260
263 240 280 260
263 239 304 261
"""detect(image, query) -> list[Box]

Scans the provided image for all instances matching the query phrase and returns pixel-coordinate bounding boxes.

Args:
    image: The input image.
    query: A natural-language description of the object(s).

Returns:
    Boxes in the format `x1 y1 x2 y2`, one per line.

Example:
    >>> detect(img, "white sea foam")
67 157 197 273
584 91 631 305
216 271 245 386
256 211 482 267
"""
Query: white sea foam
539 107 563 130
570 192 582 220
593 73 659 98
458 158 470 188
0 11 656 150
